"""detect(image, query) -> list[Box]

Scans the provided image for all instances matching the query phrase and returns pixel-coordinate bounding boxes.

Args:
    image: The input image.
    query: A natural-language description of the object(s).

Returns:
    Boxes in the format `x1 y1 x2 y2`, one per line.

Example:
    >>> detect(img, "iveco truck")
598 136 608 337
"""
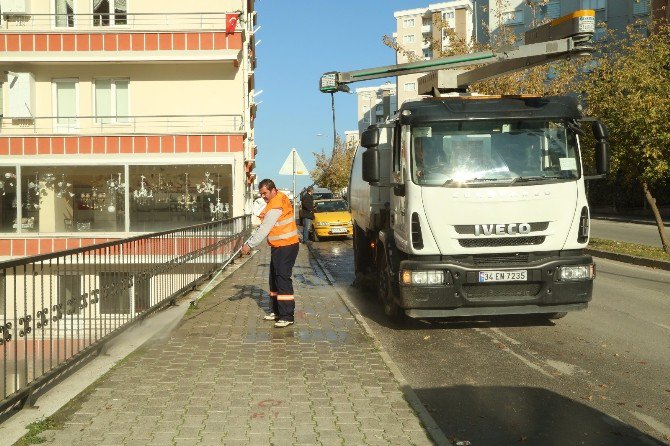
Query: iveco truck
321 10 609 319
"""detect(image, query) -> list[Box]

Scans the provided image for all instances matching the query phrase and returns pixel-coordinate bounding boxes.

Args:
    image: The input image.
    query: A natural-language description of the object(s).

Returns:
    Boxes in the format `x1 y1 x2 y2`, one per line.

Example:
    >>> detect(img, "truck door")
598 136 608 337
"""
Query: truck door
391 124 409 251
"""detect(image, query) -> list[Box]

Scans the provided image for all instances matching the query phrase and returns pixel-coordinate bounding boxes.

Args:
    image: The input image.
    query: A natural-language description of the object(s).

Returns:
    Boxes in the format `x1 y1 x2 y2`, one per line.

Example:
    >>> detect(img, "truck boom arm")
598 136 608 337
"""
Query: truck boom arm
320 10 595 93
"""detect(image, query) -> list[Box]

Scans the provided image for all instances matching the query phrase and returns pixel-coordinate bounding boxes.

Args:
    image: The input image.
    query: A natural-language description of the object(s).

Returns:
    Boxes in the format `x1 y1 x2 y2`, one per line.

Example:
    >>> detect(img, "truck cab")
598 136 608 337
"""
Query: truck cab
350 95 609 319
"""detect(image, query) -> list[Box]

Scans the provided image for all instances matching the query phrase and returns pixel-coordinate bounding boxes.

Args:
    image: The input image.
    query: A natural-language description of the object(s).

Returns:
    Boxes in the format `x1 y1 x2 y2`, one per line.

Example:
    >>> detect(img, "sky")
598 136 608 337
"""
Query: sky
253 0 418 194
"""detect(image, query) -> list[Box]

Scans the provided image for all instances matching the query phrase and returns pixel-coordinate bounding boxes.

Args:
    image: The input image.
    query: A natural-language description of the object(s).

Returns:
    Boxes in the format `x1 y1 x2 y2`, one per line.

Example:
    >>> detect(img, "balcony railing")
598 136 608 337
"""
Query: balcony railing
0 114 245 135
0 215 252 414
1 12 241 32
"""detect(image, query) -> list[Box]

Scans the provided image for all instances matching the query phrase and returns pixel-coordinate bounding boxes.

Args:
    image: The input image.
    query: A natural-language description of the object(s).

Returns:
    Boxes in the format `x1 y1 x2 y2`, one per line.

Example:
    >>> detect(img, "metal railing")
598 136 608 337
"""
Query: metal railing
0 114 245 135
1 12 240 32
0 214 252 414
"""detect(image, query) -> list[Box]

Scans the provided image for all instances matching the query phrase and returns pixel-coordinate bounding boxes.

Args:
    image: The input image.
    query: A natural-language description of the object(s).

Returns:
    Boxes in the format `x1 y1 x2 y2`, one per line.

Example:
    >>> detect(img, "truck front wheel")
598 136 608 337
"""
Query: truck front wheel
378 248 403 321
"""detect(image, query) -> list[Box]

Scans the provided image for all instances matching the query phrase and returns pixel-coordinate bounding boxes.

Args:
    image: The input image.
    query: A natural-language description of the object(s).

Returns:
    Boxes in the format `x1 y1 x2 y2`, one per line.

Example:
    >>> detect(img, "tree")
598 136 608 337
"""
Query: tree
310 135 357 194
579 23 670 253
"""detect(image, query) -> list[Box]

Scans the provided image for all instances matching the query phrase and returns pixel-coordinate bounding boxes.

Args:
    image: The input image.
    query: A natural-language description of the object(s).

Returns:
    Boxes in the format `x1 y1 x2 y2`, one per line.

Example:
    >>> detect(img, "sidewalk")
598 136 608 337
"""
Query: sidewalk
30 245 437 446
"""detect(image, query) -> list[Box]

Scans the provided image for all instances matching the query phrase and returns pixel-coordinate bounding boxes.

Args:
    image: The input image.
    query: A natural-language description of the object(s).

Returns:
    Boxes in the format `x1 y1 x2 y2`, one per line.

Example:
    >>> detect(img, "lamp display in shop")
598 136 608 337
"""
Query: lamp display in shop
133 175 153 204
177 173 197 212
196 172 216 195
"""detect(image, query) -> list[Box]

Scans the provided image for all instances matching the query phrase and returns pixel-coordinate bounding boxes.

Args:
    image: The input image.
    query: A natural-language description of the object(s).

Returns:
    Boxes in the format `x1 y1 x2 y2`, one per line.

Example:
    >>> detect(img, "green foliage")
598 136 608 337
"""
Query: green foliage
14 418 61 446
579 23 670 187
310 135 357 194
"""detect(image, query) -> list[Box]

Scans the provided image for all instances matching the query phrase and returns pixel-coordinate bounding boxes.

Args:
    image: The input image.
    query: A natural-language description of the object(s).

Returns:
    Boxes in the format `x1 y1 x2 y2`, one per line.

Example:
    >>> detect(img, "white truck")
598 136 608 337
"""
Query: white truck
321 10 610 319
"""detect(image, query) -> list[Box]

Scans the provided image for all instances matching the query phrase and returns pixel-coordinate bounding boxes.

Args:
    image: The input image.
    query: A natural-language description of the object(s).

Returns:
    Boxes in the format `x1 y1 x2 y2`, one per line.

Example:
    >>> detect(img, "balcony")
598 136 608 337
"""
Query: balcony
421 24 431 34
0 114 244 136
0 13 243 62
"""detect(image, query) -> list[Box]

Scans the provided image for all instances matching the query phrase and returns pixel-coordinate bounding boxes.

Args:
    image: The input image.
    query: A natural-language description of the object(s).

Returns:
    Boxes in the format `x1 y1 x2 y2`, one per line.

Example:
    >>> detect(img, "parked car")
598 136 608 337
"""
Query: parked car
310 198 353 241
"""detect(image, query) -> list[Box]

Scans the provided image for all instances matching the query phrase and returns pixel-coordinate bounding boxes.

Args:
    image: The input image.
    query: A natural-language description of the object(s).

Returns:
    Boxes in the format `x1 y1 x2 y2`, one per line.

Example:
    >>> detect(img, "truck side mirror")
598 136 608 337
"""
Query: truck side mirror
362 148 380 184
361 127 380 149
595 140 609 175
592 121 608 141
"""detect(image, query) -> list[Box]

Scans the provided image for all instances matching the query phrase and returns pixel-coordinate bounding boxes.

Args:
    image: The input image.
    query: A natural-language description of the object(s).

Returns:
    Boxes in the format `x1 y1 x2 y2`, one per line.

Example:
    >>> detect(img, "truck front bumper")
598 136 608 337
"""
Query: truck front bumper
398 252 594 318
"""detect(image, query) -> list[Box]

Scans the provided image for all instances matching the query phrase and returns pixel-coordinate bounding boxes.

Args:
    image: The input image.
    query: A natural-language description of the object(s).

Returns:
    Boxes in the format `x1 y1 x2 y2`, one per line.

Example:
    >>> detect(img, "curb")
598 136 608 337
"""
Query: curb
307 245 449 446
586 248 670 271
592 216 669 227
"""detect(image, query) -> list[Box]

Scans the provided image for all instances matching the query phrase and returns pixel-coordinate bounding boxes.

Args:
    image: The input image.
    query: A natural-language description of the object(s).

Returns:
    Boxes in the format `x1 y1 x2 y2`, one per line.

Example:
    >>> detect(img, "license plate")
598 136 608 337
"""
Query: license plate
330 227 347 234
479 270 527 283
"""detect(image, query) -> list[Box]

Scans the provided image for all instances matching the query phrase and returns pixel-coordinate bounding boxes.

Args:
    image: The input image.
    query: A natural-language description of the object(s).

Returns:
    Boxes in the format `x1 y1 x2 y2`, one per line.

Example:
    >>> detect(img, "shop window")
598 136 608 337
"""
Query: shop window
129 164 233 232
0 168 17 233
21 166 125 233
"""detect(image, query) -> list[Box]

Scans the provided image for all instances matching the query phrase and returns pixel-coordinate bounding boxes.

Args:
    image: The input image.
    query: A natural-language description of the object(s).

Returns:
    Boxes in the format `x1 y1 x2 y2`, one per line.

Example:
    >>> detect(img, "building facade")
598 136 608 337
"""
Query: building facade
0 0 257 258
393 1 474 105
480 0 655 44
355 82 396 134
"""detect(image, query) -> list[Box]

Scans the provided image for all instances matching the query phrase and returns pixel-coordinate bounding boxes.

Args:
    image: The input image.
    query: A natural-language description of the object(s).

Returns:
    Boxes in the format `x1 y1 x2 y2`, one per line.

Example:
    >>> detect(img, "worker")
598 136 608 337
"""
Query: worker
300 186 315 243
241 179 300 328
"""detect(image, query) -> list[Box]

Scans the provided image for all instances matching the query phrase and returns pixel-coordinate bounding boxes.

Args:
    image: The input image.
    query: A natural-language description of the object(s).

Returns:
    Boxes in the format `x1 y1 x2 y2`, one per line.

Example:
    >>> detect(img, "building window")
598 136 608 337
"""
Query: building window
95 79 130 124
403 18 415 28
55 0 75 28
404 82 416 92
93 0 128 26
58 275 82 316
581 0 606 23
1 168 17 233
502 9 524 25
633 0 650 16
423 49 433 59
53 79 78 133
21 165 125 233
99 272 131 314
443 11 455 20
402 34 415 44
540 2 561 20
129 164 233 232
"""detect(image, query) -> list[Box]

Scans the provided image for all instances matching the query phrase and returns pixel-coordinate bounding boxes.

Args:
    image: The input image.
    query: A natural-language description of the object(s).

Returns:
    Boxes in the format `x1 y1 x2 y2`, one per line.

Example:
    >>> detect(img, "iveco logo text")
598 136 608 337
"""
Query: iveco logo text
474 223 531 236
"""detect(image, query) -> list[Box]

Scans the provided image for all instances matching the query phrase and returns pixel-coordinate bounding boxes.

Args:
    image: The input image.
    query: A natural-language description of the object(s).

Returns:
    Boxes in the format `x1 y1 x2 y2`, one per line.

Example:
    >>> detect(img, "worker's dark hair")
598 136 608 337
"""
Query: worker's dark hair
258 179 276 191
306 186 314 192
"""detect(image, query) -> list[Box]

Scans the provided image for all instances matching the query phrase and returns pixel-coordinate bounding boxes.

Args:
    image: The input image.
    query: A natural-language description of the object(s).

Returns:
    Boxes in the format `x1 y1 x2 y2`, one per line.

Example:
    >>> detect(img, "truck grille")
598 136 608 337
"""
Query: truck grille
472 253 529 265
454 222 549 235
463 283 542 299
459 236 545 248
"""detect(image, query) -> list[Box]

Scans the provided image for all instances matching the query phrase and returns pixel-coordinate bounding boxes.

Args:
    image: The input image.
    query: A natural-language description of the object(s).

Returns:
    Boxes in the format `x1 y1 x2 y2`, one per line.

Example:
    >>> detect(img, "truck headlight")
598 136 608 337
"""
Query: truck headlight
316 221 328 227
557 264 595 281
401 270 444 285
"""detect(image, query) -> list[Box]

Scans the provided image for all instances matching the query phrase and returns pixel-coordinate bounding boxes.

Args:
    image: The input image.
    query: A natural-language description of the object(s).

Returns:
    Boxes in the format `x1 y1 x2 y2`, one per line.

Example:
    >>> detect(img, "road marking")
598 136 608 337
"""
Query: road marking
475 328 554 378
490 327 522 345
545 359 578 376
652 322 670 332
630 411 670 438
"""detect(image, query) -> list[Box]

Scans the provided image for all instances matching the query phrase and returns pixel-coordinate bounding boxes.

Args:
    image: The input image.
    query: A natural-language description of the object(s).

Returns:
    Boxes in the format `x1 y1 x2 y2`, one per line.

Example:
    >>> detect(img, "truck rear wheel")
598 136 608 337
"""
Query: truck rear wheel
378 248 403 321
546 312 567 320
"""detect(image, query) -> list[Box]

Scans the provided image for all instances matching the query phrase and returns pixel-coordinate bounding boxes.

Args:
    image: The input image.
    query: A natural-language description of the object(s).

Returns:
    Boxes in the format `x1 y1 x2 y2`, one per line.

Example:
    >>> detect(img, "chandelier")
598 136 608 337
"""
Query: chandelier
80 187 107 210
106 173 124 212
26 173 74 209
133 175 153 205
196 172 216 194
177 173 198 212
209 188 229 221
0 172 16 196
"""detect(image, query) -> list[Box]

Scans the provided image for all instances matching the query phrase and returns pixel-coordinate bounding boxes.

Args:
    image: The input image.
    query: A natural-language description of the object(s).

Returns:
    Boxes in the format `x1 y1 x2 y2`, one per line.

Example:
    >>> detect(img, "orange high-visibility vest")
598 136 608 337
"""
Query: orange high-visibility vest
260 191 299 247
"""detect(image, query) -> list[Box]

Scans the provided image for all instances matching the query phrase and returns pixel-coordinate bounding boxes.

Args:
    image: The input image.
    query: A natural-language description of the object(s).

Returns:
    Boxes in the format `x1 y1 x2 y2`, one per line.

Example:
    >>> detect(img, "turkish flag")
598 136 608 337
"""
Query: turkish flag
226 14 239 34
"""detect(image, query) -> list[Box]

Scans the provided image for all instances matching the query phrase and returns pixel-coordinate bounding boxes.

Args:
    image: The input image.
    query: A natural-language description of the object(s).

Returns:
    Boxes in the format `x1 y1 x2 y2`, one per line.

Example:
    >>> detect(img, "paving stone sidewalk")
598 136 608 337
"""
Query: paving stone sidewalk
36 245 435 445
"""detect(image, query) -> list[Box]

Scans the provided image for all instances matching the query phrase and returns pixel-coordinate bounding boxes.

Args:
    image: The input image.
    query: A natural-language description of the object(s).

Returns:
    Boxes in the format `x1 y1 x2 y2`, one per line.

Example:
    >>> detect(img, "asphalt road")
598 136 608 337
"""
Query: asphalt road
591 219 669 248
309 237 670 446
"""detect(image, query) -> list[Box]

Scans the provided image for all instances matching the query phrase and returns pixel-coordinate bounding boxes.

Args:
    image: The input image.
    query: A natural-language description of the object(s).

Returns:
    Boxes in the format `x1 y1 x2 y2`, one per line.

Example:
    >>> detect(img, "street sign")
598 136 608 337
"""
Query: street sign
279 149 308 175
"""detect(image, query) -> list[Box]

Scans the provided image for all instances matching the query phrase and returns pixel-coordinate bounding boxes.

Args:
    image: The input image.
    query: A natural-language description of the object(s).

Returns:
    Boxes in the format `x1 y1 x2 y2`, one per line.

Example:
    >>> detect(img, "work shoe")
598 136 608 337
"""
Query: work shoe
274 320 294 328
263 313 277 321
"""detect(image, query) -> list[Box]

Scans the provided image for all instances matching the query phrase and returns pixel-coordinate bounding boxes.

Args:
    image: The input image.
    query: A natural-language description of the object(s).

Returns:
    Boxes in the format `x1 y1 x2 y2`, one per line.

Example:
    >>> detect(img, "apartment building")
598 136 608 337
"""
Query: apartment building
355 82 396 134
0 0 257 259
393 1 474 105
481 0 655 44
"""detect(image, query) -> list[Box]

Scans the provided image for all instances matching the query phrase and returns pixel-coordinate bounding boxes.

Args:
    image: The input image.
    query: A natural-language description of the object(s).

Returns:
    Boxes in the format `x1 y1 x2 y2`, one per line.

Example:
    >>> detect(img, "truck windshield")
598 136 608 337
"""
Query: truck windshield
411 120 580 186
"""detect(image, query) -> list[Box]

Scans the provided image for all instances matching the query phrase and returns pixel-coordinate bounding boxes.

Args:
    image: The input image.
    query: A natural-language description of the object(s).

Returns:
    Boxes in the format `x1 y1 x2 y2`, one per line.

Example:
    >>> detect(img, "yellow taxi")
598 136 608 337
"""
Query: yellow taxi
310 198 353 241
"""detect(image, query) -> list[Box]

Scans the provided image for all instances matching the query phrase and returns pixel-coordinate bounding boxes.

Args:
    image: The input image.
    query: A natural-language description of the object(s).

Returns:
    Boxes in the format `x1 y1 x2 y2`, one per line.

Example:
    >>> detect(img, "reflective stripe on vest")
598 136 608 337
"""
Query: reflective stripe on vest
277 294 294 301
260 191 299 247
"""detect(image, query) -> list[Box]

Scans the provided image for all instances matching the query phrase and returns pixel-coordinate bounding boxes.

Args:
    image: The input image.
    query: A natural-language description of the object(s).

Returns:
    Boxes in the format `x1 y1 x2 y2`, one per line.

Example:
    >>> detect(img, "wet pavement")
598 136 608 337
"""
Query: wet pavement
31 244 436 446
310 237 670 446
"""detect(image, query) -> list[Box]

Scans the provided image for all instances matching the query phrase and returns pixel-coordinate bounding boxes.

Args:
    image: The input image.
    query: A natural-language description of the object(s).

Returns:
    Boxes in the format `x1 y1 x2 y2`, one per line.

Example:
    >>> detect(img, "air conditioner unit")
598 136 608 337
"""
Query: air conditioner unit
8 72 36 119
1 0 30 15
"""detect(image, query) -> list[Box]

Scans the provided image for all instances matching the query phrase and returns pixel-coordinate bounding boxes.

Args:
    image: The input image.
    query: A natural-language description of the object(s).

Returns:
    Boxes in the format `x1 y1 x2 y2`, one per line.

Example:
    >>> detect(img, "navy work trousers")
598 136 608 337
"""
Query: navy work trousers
269 242 299 321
